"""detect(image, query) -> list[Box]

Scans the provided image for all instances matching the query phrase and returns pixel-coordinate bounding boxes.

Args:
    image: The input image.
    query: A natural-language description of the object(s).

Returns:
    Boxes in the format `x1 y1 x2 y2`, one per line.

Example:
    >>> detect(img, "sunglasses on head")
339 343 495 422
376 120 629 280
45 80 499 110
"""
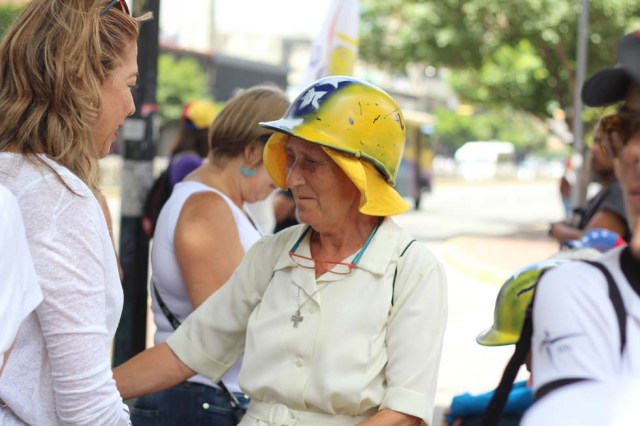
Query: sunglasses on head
599 111 640 158
100 0 130 16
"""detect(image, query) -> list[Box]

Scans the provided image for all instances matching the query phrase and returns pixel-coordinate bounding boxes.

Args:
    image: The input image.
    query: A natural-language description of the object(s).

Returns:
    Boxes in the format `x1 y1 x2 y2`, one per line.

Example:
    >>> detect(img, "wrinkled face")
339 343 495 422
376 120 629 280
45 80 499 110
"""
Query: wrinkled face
92 40 138 158
615 84 640 229
284 136 360 230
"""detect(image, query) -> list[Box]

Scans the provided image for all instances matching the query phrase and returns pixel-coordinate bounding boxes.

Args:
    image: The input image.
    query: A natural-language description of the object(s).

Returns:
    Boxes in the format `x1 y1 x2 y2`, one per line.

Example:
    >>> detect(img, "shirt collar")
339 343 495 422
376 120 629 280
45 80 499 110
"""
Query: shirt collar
272 217 403 277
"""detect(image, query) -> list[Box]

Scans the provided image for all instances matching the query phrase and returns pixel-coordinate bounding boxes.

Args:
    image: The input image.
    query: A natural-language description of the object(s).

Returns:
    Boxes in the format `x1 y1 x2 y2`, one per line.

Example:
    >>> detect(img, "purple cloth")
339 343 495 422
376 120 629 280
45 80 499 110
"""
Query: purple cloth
168 154 203 188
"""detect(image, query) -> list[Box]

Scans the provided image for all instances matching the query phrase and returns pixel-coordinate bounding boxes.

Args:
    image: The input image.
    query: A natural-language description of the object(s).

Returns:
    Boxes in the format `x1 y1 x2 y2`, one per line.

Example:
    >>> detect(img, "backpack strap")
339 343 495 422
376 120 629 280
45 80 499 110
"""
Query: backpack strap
534 260 627 400
481 297 535 426
582 260 627 355
481 268 550 426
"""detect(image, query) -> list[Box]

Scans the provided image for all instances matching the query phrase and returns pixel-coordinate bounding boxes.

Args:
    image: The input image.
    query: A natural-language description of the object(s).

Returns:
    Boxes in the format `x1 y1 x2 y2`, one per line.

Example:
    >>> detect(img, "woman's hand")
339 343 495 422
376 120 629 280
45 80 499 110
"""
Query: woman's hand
357 409 421 425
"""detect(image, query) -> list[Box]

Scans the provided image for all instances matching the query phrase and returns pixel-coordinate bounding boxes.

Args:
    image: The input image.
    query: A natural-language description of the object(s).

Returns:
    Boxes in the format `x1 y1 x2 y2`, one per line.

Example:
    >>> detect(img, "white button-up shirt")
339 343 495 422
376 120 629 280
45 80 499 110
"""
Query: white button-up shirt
167 217 447 424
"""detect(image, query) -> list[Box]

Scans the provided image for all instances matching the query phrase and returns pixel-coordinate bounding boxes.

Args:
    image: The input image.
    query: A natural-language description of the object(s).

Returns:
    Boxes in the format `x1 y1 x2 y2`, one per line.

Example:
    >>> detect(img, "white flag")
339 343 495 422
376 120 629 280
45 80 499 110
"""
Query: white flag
301 0 359 86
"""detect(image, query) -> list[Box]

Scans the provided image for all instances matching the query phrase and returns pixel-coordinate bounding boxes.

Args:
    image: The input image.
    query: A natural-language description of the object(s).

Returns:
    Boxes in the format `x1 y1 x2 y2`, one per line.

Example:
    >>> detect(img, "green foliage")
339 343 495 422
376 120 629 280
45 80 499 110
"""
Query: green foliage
361 0 640 118
0 5 22 41
433 107 547 155
157 54 212 125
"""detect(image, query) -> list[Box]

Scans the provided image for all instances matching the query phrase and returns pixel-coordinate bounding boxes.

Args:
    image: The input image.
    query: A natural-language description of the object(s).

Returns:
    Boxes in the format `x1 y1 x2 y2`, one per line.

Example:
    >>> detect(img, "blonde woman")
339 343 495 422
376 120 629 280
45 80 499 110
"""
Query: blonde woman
0 1 149 424
132 85 290 425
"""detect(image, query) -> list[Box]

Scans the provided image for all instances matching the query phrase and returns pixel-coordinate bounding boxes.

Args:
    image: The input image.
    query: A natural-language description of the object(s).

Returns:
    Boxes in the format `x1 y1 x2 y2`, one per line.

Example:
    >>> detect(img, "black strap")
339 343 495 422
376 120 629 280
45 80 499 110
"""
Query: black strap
481 267 550 426
535 377 589 400
152 282 181 330
152 282 243 419
481 301 535 426
583 260 627 355
391 239 416 306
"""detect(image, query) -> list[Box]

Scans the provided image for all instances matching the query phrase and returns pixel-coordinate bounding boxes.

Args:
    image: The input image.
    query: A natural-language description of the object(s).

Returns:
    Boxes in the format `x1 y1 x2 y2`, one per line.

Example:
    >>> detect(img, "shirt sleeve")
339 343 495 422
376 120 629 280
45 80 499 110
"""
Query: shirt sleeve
0 187 42 368
379 243 448 424
531 263 622 392
167 235 277 379
25 185 129 425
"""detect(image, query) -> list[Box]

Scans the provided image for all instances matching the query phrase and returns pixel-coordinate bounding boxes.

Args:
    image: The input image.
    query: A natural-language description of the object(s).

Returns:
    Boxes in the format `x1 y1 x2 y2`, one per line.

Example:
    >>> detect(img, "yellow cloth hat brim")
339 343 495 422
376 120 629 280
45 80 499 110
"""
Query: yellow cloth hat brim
263 133 409 216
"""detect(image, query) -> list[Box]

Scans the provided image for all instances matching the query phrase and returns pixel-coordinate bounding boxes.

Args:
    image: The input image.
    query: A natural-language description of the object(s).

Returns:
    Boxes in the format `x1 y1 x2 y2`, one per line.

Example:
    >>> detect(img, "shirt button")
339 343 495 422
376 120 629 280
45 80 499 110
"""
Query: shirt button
203 402 210 410
295 357 304 367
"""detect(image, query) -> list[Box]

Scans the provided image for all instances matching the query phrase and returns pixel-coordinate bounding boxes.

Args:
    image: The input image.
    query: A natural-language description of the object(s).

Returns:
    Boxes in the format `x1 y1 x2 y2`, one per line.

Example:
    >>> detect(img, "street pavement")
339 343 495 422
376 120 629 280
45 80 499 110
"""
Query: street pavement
105 176 562 425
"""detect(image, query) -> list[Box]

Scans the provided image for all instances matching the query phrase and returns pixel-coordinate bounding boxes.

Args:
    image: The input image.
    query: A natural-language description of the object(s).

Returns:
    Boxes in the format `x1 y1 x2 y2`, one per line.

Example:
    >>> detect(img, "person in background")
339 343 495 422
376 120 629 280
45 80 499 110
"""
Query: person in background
0 1 149 423
142 100 217 238
559 157 575 221
114 76 447 426
272 188 299 233
131 85 290 426
168 100 217 188
548 122 630 243
531 29 640 403
0 185 42 377
442 259 567 426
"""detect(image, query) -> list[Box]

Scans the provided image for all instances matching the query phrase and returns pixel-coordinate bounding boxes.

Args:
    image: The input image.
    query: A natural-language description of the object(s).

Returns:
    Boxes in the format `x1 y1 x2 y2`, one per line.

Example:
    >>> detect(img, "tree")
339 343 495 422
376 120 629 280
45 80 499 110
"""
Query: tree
0 5 23 41
360 0 640 119
156 54 212 125
433 107 547 156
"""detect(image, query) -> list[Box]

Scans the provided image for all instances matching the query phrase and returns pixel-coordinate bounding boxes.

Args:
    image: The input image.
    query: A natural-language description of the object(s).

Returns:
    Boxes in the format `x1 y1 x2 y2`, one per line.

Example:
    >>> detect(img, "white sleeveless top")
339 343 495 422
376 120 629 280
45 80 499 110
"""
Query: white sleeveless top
150 181 262 391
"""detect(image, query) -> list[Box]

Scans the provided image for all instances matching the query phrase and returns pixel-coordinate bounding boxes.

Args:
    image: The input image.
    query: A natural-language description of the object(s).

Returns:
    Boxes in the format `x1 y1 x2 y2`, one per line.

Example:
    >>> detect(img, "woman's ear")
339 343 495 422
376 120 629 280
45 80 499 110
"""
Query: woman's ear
243 139 264 167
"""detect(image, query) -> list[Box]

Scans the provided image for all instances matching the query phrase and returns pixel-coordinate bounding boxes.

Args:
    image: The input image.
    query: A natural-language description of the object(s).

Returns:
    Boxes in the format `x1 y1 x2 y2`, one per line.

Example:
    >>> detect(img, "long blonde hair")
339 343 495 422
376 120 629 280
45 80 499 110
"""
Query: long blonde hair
0 0 147 193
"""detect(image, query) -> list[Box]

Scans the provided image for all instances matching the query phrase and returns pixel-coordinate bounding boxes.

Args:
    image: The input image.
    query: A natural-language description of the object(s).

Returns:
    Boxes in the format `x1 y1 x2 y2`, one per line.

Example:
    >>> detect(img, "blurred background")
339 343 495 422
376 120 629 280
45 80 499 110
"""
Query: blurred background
1 0 638 422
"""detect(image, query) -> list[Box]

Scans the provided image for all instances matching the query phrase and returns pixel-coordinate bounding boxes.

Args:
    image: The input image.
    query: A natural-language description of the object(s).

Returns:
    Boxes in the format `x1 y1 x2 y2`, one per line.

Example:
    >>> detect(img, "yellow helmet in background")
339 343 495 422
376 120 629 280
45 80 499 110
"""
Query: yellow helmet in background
260 76 409 216
476 259 568 346
181 100 217 131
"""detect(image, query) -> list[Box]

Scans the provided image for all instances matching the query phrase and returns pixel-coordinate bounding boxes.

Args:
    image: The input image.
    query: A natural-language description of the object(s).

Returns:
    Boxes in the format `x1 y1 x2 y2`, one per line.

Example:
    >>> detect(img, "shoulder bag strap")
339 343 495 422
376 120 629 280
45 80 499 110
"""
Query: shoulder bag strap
152 281 243 417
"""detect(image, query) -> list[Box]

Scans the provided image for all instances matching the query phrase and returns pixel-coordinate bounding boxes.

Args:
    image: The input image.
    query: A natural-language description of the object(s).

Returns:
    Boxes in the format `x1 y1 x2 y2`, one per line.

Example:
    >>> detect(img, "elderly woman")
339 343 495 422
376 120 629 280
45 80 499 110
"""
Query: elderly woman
114 76 448 426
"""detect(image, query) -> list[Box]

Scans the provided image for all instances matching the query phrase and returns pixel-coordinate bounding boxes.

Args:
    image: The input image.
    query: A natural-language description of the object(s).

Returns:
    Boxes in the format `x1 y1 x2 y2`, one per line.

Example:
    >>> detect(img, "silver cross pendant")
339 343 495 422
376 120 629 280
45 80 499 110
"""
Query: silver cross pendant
291 309 304 328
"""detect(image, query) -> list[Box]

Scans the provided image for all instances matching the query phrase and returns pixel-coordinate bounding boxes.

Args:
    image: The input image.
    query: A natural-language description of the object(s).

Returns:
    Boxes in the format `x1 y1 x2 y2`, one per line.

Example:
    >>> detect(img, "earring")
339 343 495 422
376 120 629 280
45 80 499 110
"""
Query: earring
241 165 256 177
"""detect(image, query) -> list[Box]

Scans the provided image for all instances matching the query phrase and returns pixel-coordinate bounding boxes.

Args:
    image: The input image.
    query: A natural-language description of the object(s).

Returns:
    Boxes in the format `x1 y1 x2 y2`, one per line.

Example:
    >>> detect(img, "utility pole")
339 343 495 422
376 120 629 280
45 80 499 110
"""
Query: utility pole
113 0 160 367
571 0 589 210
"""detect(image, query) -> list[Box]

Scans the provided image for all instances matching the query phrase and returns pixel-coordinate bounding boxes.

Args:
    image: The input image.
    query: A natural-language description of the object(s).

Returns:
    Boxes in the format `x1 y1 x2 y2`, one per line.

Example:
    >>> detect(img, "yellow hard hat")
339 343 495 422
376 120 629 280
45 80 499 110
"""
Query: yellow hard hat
476 259 568 346
260 76 409 216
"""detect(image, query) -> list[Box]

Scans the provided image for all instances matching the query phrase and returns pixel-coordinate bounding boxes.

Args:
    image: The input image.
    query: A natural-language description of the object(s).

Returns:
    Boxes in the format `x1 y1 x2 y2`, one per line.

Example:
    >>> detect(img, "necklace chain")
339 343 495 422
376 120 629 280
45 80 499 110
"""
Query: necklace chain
291 285 332 328
289 219 382 328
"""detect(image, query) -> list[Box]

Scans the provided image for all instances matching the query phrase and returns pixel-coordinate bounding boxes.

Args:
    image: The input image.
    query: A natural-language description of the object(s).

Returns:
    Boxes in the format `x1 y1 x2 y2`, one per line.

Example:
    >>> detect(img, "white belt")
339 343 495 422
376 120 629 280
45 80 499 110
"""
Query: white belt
243 400 372 426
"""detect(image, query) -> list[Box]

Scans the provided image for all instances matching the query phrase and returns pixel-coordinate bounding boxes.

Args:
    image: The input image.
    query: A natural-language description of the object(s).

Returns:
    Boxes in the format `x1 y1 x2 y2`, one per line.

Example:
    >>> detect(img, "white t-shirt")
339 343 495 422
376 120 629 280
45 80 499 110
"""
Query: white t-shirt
0 154 129 425
167 218 448 424
521 378 640 426
531 246 640 392
0 184 41 371
151 181 262 391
